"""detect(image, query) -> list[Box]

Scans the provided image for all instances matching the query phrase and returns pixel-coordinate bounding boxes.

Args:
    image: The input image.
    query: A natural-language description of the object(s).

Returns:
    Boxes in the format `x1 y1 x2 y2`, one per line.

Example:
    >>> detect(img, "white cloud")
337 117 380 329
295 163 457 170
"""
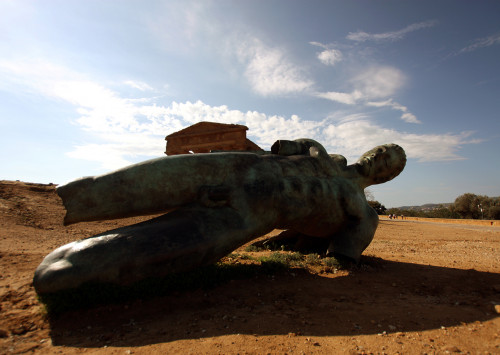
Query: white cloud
315 66 407 111
145 4 314 96
400 112 419 124
459 33 500 54
321 119 477 163
367 99 421 124
352 66 406 99
317 49 343 66
347 21 437 42
310 40 415 123
237 38 313 95
143 0 212 54
66 144 137 170
137 100 476 164
309 41 328 49
314 90 362 105
124 80 154 91
309 41 342 66
0 59 179 169
0 59 477 170
159 100 320 147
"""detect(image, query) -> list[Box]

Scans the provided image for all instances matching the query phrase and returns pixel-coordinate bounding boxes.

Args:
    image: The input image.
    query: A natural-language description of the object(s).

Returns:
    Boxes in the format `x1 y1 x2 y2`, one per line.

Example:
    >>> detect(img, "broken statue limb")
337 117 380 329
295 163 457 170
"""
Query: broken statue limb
33 139 406 294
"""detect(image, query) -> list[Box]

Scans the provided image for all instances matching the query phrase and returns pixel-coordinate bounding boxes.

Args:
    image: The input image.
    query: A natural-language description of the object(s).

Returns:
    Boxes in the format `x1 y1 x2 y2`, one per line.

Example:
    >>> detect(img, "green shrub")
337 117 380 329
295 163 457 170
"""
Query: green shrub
244 244 266 252
257 252 304 267
305 253 321 265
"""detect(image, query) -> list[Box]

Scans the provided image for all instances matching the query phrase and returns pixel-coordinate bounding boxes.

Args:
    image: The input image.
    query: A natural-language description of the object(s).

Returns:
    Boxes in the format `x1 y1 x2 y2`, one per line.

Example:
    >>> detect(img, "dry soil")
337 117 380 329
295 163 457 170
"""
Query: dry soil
0 180 499 354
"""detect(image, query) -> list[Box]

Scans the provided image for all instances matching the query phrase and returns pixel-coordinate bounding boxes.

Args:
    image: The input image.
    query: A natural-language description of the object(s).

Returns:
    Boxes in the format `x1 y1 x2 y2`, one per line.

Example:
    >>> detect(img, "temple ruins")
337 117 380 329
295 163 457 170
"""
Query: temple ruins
165 122 262 155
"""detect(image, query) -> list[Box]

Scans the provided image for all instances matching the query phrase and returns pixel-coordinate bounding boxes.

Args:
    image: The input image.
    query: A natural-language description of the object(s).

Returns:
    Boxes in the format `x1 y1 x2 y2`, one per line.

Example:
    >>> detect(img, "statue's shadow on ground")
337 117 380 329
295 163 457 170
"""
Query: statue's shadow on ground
47 256 500 348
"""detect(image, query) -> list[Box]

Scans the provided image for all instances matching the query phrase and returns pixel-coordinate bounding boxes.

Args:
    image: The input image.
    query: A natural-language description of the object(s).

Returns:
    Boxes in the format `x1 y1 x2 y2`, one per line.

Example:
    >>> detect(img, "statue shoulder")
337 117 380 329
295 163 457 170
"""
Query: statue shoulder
271 138 328 157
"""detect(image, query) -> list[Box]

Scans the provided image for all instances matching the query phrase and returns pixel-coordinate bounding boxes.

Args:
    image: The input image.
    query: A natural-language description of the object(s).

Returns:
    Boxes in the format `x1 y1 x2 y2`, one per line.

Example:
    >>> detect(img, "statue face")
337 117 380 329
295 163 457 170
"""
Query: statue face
356 144 406 185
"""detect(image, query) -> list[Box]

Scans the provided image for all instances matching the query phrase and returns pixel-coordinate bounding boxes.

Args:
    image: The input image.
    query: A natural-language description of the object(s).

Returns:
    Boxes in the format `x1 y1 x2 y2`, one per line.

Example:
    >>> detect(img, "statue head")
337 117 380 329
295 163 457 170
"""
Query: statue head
355 143 406 187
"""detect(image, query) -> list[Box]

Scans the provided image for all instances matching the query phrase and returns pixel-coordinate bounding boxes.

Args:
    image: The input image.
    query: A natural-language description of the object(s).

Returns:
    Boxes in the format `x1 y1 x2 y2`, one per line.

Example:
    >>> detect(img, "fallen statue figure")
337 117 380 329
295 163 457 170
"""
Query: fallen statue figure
33 139 406 294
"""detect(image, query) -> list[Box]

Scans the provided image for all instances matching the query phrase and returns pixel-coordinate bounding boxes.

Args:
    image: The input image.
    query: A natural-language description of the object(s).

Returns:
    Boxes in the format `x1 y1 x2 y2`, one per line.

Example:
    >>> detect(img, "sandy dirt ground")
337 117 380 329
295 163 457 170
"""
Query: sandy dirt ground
0 180 499 354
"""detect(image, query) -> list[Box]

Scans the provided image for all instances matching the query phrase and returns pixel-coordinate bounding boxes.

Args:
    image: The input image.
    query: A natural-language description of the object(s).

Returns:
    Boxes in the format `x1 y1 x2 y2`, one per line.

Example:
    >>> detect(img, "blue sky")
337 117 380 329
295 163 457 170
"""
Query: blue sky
1 0 499 207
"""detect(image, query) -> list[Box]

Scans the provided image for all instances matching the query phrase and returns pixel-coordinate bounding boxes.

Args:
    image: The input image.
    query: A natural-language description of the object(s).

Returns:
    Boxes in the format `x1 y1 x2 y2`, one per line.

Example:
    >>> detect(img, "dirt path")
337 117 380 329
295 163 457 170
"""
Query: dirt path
1 180 499 354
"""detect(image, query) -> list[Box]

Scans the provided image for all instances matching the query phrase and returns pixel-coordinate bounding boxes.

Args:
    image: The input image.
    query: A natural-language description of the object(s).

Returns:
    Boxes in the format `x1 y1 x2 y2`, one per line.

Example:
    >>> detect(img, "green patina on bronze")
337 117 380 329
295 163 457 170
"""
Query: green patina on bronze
33 139 406 294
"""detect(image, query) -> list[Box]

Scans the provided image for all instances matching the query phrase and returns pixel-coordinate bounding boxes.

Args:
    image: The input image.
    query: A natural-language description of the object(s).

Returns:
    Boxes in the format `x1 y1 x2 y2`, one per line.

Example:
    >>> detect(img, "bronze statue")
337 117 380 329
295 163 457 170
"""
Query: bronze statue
34 139 406 294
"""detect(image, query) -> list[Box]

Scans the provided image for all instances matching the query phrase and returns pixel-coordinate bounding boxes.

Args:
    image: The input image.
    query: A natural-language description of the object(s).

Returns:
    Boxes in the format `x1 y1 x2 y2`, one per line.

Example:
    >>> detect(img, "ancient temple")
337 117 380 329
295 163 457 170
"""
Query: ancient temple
165 122 262 155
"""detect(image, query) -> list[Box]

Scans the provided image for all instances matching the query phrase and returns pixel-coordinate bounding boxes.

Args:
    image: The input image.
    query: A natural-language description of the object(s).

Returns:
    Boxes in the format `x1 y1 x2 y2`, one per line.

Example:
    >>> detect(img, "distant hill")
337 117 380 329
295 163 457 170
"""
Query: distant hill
395 203 453 211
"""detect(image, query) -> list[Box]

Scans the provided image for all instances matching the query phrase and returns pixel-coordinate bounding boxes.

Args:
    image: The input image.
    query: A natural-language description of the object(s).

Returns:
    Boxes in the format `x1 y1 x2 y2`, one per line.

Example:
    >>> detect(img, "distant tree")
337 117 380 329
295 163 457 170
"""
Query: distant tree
386 194 499 220
454 193 480 219
453 193 497 219
364 189 375 201
427 205 460 219
368 200 387 215
484 197 500 220
488 205 500 220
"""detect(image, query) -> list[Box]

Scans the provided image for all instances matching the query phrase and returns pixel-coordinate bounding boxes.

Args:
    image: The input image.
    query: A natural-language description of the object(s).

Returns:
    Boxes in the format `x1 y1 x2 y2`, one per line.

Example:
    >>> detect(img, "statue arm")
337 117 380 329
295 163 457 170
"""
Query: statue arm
271 139 329 157
326 204 379 262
